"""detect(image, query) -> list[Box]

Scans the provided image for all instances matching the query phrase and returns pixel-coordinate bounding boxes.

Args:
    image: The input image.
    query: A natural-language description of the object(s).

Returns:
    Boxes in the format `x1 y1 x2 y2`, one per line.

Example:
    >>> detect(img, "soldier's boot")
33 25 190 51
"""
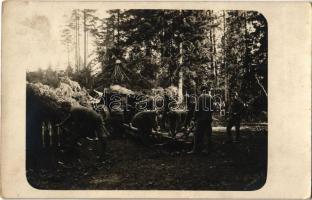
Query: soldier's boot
234 123 241 142
226 125 233 143
188 129 204 154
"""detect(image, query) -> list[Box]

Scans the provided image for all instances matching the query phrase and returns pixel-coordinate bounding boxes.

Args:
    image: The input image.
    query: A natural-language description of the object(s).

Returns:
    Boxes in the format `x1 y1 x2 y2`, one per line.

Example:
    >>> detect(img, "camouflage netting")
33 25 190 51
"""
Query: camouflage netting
26 77 102 170
26 77 94 121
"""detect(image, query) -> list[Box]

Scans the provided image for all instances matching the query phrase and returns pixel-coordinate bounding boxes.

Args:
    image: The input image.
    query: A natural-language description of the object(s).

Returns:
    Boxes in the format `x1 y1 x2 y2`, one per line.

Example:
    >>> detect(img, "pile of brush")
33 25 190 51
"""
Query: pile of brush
26 77 97 170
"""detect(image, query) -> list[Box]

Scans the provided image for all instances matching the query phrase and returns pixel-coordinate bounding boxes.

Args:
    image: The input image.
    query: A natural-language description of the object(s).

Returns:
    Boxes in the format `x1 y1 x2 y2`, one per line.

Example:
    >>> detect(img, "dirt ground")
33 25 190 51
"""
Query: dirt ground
27 126 267 190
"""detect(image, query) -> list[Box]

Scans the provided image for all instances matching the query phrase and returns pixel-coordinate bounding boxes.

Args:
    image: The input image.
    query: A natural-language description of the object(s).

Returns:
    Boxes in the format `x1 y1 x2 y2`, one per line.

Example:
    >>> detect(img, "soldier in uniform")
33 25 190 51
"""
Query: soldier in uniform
109 93 126 138
124 94 137 123
130 110 158 145
183 93 196 132
188 85 213 154
161 91 170 130
226 92 245 143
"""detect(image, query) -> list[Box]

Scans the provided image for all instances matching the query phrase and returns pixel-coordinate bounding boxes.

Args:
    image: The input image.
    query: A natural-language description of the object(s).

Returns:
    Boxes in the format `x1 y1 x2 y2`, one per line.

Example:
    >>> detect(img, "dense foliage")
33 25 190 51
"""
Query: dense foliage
28 9 267 116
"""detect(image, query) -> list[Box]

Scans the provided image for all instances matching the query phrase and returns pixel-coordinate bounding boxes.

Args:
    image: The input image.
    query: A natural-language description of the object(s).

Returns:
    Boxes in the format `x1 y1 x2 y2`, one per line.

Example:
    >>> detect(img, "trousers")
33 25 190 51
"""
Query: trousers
192 120 212 152
226 115 241 141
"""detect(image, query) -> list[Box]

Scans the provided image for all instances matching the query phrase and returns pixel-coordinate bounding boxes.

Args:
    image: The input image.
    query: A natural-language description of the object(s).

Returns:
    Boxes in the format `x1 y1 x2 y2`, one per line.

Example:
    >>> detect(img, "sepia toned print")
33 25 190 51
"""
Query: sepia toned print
1 1 311 198
25 8 268 190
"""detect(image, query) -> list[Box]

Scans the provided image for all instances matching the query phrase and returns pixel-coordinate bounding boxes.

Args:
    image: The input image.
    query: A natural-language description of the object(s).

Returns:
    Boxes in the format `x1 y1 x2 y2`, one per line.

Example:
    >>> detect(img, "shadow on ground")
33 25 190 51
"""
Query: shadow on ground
26 127 267 190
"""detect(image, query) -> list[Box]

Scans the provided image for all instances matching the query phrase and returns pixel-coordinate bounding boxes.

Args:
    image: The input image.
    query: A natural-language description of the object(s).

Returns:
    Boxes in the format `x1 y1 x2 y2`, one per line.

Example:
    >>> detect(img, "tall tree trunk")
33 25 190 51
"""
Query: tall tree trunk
160 10 165 68
117 9 120 47
243 11 251 95
144 40 153 80
67 43 70 67
83 9 87 69
112 13 115 47
243 11 249 72
77 10 80 71
212 11 218 87
75 9 78 71
208 11 215 83
86 31 88 67
223 11 229 103
178 42 183 104
177 10 183 104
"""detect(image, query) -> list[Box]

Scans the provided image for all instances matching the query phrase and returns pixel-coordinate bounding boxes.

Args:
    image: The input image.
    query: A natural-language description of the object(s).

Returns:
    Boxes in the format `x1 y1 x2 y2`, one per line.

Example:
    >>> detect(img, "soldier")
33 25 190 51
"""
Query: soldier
166 93 179 138
160 91 171 130
56 102 108 159
188 85 213 154
167 110 178 138
124 94 137 123
109 93 126 138
183 93 196 132
226 92 245 143
130 110 158 145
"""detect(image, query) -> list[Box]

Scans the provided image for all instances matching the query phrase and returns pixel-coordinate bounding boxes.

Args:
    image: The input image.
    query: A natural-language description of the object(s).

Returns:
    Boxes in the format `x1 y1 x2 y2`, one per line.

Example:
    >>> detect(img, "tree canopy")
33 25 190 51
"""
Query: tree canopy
29 9 267 114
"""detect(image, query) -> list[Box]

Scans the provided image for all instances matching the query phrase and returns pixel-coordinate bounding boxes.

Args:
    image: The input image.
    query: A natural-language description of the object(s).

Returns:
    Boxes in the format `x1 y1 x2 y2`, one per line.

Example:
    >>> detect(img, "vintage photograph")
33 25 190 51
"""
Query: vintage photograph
26 9 268 190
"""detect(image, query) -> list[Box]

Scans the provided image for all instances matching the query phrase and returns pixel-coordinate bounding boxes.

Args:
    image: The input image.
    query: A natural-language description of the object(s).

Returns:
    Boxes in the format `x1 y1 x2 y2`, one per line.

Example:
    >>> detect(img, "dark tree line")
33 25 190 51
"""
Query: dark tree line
42 9 267 114
90 10 266 107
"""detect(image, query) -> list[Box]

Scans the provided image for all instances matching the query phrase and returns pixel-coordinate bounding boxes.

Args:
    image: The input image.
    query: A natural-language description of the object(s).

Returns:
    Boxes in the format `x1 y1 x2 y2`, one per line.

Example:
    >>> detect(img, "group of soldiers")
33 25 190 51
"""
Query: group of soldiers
56 85 246 157
187 86 245 154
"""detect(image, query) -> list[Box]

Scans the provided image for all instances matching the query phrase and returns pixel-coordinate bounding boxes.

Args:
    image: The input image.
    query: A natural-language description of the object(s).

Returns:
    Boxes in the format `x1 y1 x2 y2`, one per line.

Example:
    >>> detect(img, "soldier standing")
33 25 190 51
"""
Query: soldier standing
188 85 213 154
161 91 170 130
183 93 196 132
226 92 245 143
